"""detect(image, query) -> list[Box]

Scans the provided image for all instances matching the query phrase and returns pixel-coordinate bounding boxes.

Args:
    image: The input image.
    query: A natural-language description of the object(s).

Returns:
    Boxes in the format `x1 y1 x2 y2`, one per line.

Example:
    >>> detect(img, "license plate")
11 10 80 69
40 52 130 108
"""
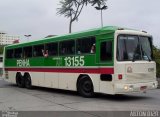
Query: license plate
140 86 147 91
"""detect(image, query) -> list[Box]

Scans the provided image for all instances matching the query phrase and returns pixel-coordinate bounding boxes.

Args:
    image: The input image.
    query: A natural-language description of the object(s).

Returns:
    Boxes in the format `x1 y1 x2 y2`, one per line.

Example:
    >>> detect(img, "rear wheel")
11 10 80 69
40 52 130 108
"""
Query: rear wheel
77 76 94 98
16 73 25 88
24 73 32 89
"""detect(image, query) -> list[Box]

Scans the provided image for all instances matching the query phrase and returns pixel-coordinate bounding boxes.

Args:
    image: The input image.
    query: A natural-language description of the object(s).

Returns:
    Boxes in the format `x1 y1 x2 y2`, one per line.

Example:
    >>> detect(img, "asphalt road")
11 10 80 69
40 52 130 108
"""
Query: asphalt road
0 79 160 117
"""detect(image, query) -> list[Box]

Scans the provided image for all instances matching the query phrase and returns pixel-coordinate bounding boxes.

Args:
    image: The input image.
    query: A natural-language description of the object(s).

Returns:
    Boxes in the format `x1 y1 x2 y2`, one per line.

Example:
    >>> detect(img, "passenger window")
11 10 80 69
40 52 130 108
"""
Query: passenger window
100 41 112 61
33 45 44 57
76 37 95 54
6 49 14 58
45 42 58 56
15 48 22 58
23 46 32 58
59 40 75 55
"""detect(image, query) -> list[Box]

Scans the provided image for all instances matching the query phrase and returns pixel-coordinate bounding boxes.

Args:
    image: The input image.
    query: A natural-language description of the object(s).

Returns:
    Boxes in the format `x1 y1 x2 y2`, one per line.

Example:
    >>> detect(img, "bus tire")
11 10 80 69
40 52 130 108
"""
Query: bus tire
77 76 94 98
16 73 25 88
24 73 32 89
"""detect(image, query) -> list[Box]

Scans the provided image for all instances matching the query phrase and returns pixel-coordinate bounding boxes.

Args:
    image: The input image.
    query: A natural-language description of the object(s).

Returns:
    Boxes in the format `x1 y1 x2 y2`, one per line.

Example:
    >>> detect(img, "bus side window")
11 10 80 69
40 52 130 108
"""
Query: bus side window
90 44 95 53
6 49 14 59
33 51 37 57
100 41 112 61
33 45 44 57
45 42 58 56
23 46 32 58
76 37 95 54
59 40 75 55
15 48 22 58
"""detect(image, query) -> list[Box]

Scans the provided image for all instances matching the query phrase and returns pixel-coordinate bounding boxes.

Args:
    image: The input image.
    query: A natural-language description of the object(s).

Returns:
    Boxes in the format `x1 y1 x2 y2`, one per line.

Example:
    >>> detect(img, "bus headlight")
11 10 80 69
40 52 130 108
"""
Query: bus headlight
124 85 134 91
124 85 128 90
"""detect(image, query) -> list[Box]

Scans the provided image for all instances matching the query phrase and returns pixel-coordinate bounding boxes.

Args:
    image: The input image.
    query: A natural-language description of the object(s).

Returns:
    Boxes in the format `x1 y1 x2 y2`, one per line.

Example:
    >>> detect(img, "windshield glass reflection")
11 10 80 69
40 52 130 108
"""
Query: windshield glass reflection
117 35 153 61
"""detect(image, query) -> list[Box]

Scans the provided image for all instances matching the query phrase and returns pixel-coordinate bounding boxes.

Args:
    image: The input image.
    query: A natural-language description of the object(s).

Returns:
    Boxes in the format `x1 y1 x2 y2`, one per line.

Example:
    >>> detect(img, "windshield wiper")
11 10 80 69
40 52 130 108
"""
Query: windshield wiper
132 52 136 62
141 46 151 62
132 44 140 62
132 51 136 62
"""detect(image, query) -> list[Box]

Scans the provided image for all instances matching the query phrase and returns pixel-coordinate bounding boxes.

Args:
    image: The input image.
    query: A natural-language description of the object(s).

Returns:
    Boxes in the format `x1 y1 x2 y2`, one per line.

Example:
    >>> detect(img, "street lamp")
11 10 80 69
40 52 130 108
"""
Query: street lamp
95 5 108 27
24 35 31 42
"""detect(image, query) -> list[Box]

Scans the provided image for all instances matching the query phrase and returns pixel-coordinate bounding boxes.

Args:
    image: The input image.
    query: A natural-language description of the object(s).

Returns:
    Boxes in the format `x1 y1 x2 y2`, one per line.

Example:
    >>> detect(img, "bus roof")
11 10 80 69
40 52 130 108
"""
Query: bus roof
5 26 129 49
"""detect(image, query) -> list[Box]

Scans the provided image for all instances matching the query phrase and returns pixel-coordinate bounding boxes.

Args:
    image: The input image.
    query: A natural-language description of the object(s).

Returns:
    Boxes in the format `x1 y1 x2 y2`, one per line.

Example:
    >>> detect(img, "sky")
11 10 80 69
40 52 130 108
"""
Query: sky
0 0 160 47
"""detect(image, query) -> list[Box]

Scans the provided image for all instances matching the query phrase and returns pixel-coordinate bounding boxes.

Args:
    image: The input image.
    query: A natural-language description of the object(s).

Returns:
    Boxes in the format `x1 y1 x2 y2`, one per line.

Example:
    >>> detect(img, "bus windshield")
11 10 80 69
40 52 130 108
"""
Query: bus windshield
117 35 153 61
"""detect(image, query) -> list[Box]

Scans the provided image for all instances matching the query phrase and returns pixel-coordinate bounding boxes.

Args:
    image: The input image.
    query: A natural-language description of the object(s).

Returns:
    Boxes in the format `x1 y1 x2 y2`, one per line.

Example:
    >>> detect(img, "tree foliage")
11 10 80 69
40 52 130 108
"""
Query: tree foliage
153 45 160 77
0 45 5 55
57 0 107 33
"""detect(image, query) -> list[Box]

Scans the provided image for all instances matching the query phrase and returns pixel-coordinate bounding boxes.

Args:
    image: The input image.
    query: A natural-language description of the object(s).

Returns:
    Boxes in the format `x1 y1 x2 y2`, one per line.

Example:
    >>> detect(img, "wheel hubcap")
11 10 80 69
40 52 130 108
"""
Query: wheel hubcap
83 81 92 92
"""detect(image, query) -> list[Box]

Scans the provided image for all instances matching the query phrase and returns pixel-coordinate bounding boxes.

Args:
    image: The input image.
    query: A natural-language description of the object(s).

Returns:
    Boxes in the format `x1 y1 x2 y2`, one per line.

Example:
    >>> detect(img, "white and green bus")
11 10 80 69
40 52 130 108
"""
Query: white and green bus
3 26 158 97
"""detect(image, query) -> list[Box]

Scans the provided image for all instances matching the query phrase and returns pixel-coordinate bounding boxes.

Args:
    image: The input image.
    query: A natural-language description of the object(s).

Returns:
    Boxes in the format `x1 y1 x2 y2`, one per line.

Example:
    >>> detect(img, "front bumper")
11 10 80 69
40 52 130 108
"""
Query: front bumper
114 81 158 94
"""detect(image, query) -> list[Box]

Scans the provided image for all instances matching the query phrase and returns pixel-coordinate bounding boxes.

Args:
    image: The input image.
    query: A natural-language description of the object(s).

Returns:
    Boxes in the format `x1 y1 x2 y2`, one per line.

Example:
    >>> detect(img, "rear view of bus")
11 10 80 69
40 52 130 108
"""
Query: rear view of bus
114 29 158 94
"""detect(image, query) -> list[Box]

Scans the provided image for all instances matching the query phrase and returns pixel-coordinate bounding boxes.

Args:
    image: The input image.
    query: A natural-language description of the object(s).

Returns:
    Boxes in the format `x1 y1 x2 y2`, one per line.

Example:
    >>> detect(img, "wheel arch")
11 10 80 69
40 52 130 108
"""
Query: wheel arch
16 72 22 77
16 72 22 82
23 72 30 78
23 72 32 84
15 72 25 88
76 74 94 91
23 72 32 89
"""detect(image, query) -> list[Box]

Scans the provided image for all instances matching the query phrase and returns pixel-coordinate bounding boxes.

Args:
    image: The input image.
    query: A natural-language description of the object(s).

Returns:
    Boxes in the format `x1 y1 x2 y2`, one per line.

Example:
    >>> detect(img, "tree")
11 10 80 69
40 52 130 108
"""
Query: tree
57 0 107 33
0 45 5 55
153 45 160 78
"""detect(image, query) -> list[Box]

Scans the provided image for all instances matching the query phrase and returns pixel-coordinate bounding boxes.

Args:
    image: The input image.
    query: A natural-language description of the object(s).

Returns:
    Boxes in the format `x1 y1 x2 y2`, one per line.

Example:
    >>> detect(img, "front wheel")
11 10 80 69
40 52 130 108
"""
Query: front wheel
77 76 94 98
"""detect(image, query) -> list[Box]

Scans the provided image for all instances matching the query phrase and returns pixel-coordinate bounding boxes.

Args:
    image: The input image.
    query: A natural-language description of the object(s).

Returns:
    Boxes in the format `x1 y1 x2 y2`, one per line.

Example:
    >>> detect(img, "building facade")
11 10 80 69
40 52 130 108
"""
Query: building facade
0 32 20 45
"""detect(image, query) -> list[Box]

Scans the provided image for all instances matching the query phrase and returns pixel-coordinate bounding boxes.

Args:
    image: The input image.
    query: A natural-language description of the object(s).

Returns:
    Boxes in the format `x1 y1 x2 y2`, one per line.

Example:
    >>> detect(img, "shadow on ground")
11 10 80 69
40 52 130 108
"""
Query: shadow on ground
1 80 154 102
95 93 152 102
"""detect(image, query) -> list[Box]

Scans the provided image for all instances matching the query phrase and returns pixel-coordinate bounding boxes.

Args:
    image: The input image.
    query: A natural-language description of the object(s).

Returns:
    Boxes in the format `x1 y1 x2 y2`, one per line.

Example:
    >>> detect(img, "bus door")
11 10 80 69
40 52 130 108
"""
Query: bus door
96 39 114 94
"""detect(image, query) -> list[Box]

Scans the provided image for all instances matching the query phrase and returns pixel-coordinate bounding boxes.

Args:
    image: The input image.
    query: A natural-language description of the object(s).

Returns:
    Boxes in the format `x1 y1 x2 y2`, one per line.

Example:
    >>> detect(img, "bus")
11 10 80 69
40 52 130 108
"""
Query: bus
0 54 3 78
3 26 158 97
